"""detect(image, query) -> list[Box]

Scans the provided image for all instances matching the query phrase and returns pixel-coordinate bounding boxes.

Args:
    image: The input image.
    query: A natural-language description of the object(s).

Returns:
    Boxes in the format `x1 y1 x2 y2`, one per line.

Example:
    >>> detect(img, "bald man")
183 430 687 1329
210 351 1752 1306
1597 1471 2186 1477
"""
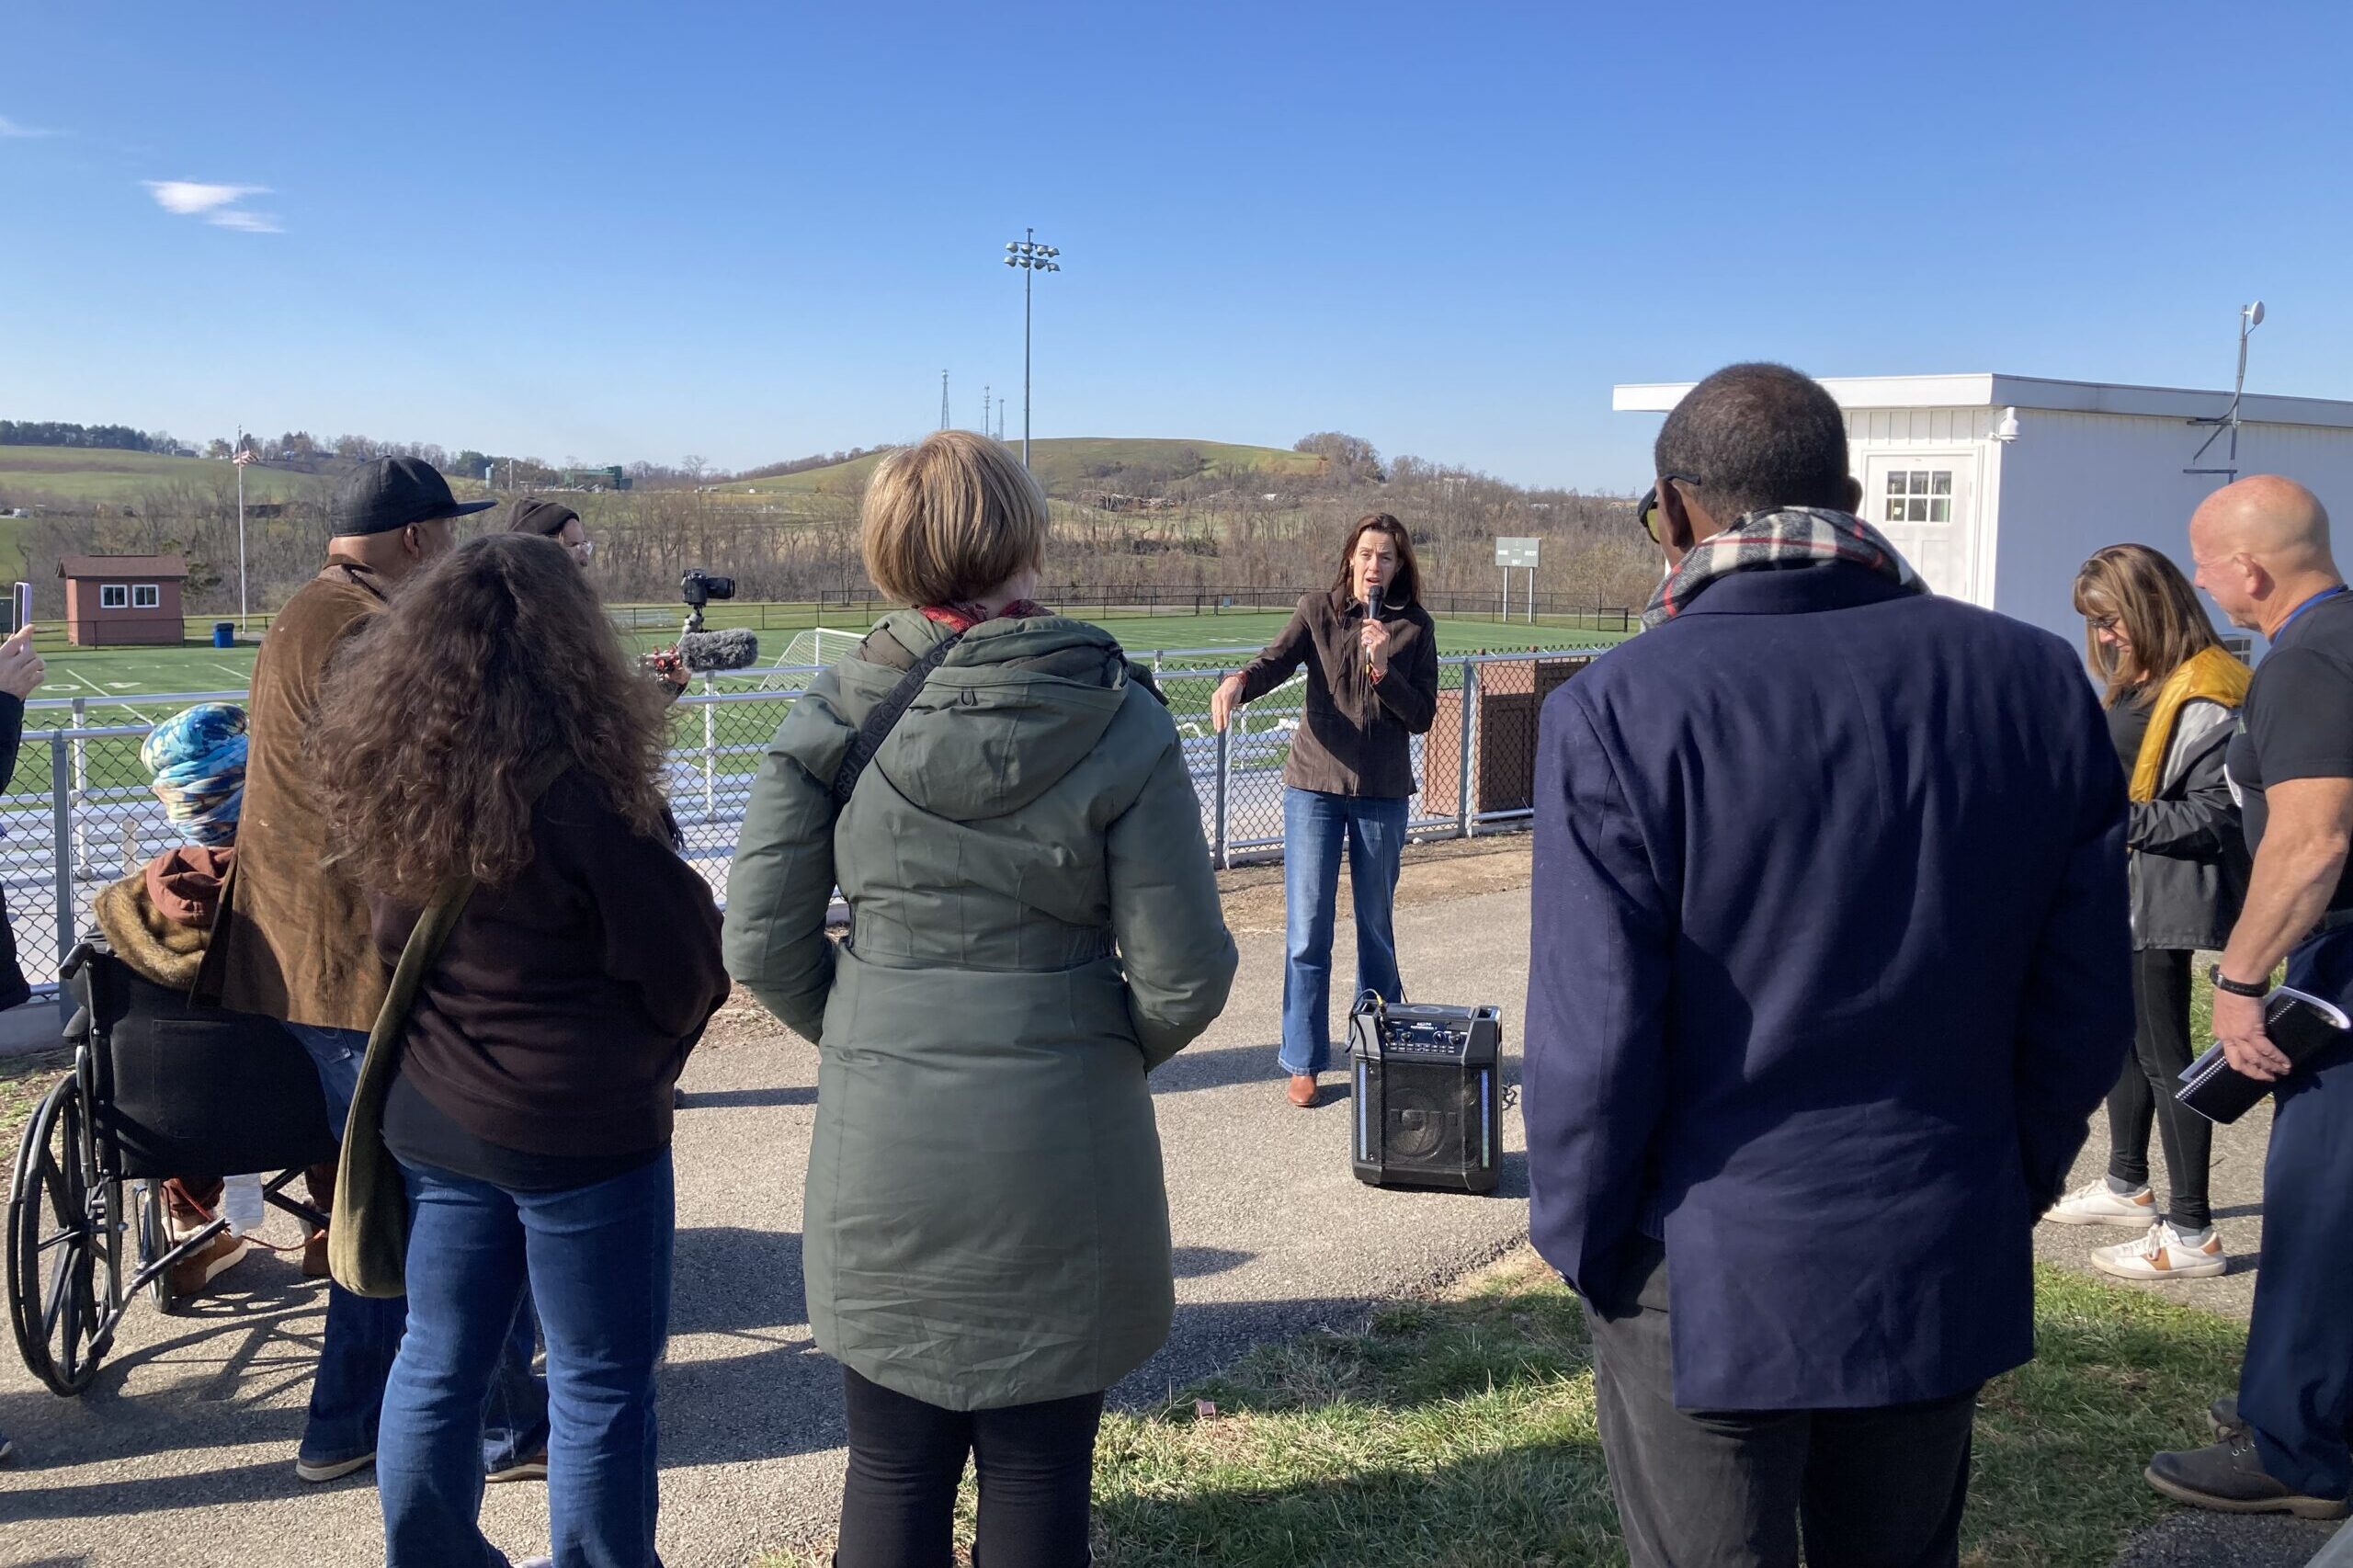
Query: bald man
2146 475 2353 1519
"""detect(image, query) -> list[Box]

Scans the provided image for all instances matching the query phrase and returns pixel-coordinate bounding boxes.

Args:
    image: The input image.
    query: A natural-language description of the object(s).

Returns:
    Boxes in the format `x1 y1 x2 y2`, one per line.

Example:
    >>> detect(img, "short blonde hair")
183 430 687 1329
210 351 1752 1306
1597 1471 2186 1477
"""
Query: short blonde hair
860 431 1049 606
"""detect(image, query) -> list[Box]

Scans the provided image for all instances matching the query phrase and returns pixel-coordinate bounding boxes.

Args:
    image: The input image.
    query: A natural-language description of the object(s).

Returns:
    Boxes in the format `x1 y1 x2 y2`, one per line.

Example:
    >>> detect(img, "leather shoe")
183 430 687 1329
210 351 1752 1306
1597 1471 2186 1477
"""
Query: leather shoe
1286 1074 1317 1108
2145 1434 2349 1518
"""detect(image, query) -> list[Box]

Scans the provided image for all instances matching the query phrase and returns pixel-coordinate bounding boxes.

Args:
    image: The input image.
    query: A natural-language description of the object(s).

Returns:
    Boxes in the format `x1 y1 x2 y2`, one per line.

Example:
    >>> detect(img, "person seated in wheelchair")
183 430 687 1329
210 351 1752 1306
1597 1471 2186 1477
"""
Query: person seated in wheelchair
90 701 280 1298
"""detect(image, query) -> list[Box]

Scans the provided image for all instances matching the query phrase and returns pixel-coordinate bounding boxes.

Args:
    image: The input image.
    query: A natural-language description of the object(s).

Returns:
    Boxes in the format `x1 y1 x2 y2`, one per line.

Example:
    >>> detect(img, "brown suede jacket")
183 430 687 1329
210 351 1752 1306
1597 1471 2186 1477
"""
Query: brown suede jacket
194 560 390 1031
1233 587 1438 798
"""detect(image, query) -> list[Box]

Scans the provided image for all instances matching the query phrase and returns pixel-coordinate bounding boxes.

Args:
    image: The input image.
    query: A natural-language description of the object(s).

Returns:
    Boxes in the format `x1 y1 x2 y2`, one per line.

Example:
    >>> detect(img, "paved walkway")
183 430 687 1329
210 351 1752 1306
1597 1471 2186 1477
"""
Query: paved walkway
3 843 2337 1566
0 870 1539 1567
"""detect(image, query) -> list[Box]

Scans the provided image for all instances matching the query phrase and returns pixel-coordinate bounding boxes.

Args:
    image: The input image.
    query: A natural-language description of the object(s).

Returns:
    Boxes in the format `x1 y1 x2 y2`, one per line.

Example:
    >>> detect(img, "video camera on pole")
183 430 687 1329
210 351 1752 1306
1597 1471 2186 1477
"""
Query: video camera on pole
673 570 757 674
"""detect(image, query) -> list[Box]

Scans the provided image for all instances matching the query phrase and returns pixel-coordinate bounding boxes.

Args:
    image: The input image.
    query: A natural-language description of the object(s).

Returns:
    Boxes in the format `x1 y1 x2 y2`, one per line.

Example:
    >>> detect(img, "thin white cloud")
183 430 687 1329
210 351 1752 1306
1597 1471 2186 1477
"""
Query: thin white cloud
205 209 283 233
0 115 61 139
144 179 267 215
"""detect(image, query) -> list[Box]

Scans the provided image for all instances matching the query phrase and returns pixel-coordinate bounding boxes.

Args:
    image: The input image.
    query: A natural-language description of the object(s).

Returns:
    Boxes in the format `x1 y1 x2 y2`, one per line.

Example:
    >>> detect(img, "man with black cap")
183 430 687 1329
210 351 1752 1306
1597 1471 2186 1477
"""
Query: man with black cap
199 456 549 1485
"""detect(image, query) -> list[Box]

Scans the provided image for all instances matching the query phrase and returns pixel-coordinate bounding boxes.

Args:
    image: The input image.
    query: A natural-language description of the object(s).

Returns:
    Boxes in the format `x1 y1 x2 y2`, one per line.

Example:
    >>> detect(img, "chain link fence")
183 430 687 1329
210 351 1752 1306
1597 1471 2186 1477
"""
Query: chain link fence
2 650 1597 997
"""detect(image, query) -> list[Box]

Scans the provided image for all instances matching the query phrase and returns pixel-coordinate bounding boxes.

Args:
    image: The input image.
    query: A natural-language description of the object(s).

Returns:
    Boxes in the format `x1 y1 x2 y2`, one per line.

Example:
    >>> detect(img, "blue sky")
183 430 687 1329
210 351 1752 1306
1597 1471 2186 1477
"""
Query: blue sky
4 2 2350 489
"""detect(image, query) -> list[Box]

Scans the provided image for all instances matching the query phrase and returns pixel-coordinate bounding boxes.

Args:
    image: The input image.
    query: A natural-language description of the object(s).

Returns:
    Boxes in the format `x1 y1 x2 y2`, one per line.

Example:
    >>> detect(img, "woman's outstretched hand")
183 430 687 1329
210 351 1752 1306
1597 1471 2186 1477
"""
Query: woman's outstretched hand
1211 673 1245 733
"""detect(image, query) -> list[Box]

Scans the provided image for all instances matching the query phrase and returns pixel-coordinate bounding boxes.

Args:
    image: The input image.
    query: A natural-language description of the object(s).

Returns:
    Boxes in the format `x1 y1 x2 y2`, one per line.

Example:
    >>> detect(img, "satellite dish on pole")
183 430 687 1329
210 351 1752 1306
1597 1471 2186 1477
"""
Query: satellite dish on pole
2247 301 2266 327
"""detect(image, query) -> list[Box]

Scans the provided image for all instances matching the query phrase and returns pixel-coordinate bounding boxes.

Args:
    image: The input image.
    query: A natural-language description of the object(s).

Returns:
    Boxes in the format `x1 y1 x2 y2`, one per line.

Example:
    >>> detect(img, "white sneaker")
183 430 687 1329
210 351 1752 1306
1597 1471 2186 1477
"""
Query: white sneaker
2093 1221 2226 1281
2045 1178 2157 1227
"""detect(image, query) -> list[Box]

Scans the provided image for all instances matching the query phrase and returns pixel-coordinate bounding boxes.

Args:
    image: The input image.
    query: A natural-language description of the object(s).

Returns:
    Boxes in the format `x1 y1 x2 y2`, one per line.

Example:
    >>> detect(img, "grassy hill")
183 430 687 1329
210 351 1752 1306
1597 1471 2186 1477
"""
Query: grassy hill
0 446 340 506
717 437 1324 501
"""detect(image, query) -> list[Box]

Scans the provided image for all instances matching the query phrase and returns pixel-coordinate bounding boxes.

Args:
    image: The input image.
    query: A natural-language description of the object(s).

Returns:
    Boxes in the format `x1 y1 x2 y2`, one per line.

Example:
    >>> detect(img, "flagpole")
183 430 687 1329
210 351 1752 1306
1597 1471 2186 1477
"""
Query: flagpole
234 426 249 636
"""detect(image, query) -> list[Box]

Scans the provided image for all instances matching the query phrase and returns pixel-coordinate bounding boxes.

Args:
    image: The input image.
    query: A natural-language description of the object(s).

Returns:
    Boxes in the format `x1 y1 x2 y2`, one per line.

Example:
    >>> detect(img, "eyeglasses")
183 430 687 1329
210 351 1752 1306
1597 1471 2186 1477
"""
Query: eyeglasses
566 538 596 563
2087 614 2120 633
1635 473 1705 544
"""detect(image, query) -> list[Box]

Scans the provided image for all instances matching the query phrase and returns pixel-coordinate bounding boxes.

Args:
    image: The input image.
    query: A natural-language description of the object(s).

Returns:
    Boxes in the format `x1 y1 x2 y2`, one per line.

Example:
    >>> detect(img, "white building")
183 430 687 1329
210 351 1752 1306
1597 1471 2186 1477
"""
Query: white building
1611 373 2353 648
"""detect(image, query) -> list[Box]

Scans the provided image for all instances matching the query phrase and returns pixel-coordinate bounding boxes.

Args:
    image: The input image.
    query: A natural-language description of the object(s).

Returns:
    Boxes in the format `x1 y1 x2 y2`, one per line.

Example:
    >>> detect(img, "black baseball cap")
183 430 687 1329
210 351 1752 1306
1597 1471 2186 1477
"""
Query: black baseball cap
331 456 497 537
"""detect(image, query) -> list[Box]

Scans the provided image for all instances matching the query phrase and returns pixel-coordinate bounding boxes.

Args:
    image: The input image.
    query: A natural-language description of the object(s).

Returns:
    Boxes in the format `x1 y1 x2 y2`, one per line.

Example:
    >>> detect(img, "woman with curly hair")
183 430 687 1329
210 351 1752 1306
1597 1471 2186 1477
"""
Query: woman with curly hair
312 531 729 1568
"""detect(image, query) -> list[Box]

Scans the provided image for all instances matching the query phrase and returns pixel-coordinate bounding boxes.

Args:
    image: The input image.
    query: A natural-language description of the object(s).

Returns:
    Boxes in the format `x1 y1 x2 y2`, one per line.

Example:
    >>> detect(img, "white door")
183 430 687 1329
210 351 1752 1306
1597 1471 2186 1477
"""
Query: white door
1861 453 1978 601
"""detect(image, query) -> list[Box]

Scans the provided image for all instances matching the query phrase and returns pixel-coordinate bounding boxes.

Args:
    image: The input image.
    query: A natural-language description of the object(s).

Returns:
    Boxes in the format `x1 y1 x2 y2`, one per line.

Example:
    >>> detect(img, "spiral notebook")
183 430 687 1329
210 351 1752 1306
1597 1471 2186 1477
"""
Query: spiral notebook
2176 985 2353 1125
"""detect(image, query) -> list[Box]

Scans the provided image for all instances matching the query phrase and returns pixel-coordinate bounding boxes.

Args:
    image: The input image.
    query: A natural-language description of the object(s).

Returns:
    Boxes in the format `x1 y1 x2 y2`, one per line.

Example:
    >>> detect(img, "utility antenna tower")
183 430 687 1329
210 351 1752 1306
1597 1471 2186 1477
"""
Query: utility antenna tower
982 384 992 440
2187 301 2266 480
940 370 950 431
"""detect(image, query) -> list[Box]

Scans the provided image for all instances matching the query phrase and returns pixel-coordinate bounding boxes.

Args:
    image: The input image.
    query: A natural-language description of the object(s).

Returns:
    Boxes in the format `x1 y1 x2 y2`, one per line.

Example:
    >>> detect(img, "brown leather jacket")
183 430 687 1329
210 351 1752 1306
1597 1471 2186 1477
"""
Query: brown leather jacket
1233 588 1438 798
194 561 390 1031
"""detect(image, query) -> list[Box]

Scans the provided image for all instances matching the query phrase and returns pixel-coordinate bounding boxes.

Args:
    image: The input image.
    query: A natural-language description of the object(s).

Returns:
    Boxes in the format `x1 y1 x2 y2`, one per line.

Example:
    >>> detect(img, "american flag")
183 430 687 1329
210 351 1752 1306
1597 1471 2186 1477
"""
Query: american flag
232 449 256 465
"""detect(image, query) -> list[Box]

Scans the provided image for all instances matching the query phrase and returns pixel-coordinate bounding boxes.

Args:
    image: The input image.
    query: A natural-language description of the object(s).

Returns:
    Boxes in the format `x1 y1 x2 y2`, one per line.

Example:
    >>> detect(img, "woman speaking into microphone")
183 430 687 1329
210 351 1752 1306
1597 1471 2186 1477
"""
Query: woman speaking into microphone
1212 513 1439 1108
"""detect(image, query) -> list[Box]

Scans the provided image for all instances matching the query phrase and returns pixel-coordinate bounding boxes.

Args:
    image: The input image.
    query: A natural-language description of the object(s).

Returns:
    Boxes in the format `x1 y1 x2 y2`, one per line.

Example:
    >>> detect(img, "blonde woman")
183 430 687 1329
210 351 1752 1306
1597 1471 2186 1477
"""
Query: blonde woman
2047 543 2250 1280
723 431 1236 1567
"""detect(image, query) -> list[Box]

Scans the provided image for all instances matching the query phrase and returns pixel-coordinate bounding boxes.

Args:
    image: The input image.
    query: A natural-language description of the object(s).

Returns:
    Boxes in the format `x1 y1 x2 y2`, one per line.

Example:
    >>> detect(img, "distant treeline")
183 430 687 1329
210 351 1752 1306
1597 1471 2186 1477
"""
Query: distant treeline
0 420 185 455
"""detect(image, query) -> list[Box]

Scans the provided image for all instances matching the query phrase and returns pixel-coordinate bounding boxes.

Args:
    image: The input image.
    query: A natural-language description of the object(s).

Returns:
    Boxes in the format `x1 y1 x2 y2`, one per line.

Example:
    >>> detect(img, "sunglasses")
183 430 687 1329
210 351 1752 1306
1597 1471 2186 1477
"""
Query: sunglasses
1635 473 1705 544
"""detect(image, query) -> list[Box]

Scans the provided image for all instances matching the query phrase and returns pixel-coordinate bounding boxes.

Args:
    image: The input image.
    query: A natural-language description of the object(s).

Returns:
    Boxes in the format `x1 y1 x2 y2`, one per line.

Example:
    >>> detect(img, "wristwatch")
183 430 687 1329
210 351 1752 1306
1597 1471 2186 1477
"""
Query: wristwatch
2209 965 2268 999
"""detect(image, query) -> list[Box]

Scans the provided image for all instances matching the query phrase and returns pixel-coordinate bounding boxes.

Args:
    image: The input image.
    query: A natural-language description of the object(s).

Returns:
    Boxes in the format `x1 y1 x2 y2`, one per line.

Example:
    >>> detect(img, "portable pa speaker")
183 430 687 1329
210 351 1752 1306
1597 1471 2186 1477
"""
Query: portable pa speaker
1347 996 1505 1194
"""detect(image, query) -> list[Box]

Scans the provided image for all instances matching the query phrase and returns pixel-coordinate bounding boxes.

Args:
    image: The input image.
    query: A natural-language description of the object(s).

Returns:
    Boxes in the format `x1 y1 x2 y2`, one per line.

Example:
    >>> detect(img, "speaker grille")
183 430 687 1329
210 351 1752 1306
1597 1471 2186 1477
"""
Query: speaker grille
1357 1058 1495 1188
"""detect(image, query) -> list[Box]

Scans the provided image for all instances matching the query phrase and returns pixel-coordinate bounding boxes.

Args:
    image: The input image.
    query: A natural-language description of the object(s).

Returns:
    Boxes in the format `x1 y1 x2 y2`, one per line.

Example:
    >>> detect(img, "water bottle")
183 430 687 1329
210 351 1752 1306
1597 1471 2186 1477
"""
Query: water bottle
222 1173 266 1237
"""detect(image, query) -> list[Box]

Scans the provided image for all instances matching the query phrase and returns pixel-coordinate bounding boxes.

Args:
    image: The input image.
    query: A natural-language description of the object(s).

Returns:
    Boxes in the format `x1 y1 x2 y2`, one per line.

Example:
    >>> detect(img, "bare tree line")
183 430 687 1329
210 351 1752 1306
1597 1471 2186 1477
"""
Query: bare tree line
13 434 1659 619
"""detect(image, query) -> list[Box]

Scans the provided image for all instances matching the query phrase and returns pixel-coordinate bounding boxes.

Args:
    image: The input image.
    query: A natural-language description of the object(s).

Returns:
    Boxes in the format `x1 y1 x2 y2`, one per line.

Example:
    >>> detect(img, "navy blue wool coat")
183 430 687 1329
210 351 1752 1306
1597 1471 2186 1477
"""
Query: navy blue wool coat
1525 563 2131 1411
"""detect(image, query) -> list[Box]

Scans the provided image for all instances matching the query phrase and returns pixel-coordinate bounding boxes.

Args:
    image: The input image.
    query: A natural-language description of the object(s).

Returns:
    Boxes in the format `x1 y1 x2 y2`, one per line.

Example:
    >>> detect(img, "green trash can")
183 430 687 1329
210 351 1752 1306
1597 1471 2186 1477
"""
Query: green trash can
211 621 235 649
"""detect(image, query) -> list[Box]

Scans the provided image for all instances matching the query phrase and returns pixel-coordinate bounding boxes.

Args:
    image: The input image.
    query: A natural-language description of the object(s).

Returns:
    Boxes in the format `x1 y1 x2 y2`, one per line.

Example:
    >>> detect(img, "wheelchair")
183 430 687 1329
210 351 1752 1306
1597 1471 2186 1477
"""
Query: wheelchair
6 939 336 1395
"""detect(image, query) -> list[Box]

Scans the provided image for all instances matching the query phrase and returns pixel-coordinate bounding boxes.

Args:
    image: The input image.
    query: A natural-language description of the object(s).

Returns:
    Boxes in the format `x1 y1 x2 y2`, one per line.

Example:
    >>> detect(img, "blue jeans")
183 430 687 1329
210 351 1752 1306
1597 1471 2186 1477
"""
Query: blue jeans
1279 789 1407 1076
379 1152 675 1568
2240 933 2353 1501
288 1024 546 1472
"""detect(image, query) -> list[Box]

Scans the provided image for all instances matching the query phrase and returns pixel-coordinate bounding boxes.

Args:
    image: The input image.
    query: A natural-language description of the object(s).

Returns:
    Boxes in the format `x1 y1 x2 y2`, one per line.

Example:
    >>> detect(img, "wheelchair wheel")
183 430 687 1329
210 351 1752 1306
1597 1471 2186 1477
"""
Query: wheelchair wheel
137 1181 181 1317
7 1074 124 1395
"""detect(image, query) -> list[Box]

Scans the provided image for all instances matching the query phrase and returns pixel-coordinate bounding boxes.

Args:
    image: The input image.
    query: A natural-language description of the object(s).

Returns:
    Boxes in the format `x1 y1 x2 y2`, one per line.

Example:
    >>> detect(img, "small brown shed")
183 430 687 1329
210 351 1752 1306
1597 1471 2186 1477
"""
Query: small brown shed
58 555 190 646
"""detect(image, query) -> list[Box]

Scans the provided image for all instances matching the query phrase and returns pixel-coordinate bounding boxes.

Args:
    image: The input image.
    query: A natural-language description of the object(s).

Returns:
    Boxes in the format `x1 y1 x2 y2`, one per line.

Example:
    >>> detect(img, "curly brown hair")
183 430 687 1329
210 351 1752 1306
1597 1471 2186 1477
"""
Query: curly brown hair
311 532 672 902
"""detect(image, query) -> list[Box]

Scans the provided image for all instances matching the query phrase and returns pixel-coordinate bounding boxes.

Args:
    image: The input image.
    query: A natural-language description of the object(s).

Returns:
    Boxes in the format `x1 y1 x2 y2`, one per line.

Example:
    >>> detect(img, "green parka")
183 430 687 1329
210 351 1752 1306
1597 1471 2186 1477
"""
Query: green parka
722 611 1238 1409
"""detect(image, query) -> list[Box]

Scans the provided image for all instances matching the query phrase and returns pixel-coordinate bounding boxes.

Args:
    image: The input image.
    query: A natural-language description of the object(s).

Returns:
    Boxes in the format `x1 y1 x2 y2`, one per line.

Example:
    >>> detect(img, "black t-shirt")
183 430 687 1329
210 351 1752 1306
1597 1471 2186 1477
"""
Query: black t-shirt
2226 587 2353 911
2106 686 2154 774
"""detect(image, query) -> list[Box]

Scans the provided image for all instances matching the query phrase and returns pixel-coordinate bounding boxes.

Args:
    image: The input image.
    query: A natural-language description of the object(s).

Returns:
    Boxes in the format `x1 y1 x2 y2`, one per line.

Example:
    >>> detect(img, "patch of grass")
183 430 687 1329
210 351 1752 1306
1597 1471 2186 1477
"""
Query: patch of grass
0 1043 71 1148
756 1250 2245 1568
0 445 328 506
711 437 1325 502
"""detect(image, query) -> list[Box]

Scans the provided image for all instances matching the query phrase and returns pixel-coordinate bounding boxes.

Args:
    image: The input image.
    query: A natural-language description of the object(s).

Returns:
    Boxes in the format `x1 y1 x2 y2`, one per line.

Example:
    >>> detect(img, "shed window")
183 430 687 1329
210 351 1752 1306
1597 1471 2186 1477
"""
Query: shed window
99 584 128 609
1883 469 1952 525
132 584 160 608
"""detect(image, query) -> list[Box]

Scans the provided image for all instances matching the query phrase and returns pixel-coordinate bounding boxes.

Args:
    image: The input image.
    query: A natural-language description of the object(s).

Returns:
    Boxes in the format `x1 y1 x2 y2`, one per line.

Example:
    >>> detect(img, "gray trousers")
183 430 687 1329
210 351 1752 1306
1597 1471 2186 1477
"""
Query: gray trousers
1581 1244 1979 1568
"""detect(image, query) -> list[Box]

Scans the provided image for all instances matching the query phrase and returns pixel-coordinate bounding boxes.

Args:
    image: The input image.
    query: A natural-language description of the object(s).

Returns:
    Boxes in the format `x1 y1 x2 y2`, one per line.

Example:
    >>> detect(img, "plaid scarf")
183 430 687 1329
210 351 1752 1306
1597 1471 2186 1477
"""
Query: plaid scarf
1643 506 1925 630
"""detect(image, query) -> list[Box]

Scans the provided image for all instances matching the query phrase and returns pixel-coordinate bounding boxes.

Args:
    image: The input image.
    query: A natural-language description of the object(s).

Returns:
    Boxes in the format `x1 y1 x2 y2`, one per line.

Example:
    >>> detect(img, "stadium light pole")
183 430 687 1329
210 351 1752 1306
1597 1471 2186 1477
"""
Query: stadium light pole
233 425 250 635
1003 229 1062 470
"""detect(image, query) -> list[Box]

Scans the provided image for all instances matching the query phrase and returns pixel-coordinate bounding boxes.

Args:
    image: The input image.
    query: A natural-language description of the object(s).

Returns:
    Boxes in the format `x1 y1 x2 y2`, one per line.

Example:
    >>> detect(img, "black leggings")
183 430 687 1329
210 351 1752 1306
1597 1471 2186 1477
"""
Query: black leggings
2104 947 2213 1231
835 1367 1104 1568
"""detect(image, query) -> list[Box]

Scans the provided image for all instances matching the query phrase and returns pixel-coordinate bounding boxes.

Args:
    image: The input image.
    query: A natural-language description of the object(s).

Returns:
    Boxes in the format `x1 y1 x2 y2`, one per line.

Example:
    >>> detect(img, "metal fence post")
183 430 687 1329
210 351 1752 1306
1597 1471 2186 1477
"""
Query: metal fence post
1213 711 1232 869
68 696 89 874
700 678 718 818
1456 660 1477 839
50 732 75 967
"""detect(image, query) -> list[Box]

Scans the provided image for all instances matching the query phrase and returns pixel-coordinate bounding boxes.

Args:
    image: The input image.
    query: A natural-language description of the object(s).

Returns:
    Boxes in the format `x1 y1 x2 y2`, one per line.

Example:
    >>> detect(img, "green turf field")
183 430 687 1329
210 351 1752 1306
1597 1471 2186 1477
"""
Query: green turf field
3 608 1623 801
19 607 1624 712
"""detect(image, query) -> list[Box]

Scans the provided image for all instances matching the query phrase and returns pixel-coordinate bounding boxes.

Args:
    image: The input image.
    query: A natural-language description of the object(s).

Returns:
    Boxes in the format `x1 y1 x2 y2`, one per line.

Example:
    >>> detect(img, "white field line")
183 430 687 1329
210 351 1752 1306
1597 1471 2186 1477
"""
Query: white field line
58 664 155 726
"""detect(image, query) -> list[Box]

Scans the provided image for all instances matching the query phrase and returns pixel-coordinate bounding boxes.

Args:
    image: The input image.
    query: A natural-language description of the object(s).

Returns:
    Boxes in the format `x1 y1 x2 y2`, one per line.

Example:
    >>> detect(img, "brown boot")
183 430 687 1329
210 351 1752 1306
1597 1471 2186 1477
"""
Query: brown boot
163 1177 223 1244
169 1229 253 1295
1287 1074 1318 1108
301 1161 335 1278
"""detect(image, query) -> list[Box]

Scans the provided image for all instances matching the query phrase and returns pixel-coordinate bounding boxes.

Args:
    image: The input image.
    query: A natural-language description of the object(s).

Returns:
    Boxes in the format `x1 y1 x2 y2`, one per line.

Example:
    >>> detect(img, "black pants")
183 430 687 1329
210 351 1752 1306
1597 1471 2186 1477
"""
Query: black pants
2104 947 2213 1231
1583 1246 1978 1568
835 1367 1104 1568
